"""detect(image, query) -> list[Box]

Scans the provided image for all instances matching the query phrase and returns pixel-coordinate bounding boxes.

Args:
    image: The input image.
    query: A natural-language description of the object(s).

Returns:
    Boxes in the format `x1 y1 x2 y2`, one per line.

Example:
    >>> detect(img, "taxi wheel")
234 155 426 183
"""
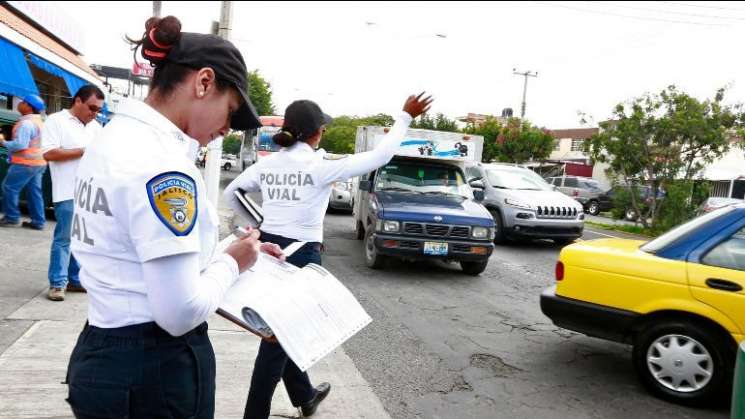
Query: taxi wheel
460 260 488 276
632 319 734 406
365 226 387 269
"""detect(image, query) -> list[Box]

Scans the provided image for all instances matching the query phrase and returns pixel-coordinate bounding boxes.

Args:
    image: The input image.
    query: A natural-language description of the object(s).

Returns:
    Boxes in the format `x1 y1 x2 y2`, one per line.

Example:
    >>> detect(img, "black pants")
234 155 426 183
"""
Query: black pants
243 231 321 419
66 322 216 419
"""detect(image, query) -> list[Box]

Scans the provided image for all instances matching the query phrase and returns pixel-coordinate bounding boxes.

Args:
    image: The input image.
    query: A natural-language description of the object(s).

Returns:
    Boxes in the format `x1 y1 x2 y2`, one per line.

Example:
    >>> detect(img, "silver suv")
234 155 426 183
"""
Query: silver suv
466 163 585 245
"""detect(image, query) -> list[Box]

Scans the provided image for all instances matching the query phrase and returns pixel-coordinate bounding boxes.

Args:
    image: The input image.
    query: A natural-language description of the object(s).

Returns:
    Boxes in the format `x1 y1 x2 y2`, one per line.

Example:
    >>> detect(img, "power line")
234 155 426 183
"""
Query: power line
584 1 745 21
533 1 729 26
658 1 745 12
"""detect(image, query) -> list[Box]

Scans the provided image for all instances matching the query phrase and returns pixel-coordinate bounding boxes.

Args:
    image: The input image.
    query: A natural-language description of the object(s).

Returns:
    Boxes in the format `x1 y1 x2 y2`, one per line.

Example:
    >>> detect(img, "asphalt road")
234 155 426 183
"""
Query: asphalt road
319 212 729 419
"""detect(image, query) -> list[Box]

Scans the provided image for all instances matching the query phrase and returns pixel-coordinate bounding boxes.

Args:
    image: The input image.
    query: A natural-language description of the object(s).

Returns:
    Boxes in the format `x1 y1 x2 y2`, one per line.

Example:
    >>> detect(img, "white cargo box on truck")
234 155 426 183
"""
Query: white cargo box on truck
354 126 484 164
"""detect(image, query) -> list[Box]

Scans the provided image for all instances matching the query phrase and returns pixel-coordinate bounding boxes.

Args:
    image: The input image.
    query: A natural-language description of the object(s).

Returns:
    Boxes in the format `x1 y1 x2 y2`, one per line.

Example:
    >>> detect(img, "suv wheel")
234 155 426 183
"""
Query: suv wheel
223 163 231 171
632 319 734 406
489 209 505 244
587 200 600 216
625 208 638 221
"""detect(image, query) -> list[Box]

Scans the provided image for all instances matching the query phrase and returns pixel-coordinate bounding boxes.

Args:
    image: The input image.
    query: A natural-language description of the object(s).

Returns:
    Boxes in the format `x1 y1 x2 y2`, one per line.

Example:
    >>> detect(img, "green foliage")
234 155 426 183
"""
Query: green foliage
318 114 395 154
411 113 460 132
585 85 744 229
247 70 275 116
222 133 242 155
465 117 554 163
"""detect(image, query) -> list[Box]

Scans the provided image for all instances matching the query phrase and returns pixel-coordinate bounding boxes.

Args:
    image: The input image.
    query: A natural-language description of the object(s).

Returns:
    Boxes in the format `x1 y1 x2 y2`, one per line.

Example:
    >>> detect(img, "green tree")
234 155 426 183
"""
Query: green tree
585 85 744 230
222 132 242 155
247 70 275 116
319 114 395 154
411 113 460 132
465 117 554 163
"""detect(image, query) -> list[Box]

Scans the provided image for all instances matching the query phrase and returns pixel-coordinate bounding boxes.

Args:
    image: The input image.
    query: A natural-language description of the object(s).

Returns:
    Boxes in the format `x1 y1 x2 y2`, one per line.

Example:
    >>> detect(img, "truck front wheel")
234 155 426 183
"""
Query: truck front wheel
365 227 387 269
460 260 489 276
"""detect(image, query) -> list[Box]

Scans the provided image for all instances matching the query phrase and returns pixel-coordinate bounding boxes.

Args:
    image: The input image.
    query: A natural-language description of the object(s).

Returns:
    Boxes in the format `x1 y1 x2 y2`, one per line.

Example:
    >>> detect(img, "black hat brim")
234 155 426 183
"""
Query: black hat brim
231 88 262 130
322 113 333 126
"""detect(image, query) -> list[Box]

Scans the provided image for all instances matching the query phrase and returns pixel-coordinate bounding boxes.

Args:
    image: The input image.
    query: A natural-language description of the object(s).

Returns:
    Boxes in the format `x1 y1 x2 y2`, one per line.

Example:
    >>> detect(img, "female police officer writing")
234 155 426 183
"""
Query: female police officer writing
65 16 284 418
224 94 432 418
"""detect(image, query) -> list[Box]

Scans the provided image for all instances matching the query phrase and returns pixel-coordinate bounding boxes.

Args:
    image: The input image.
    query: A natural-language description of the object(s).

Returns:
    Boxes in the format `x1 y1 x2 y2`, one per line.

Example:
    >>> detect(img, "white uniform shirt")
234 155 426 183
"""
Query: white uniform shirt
71 99 224 329
41 110 102 203
224 112 412 243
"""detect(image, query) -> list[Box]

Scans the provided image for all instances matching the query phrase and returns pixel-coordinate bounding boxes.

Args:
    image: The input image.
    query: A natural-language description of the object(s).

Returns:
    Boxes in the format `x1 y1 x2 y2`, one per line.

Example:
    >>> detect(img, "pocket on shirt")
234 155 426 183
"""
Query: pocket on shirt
67 380 131 418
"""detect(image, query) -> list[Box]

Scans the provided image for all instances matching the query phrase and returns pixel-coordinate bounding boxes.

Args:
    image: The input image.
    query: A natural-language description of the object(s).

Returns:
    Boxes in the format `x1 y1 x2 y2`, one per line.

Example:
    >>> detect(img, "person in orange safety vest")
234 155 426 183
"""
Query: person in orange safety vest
0 94 47 229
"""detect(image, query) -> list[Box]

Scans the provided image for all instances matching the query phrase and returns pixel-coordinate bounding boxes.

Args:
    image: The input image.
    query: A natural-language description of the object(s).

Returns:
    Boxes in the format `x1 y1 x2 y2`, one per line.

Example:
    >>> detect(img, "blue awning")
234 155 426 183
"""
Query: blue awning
29 53 88 97
0 37 40 98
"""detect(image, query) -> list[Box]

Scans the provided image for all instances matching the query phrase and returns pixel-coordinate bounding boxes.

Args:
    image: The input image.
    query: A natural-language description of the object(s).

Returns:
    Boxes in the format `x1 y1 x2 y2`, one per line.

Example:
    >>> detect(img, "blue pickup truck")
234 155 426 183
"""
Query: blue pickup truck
352 127 494 275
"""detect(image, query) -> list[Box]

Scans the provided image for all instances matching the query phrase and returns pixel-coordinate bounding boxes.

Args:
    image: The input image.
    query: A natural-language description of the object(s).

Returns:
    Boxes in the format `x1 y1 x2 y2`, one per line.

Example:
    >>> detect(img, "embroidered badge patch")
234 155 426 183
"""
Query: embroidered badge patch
323 153 349 160
146 172 198 236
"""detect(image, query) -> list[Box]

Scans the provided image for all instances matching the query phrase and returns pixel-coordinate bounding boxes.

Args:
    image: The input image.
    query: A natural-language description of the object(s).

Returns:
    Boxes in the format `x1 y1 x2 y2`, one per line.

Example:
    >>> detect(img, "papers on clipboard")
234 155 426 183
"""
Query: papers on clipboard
215 235 372 372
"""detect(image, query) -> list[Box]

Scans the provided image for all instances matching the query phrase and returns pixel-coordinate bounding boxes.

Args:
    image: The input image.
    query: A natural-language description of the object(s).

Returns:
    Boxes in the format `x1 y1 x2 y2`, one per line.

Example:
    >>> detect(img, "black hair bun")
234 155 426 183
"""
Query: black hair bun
141 16 182 65
273 131 298 148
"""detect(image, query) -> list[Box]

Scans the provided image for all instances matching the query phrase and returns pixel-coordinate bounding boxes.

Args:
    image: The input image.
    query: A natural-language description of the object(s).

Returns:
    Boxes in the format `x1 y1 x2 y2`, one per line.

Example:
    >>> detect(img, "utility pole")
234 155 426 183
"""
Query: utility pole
205 1 233 207
152 1 161 17
512 68 538 120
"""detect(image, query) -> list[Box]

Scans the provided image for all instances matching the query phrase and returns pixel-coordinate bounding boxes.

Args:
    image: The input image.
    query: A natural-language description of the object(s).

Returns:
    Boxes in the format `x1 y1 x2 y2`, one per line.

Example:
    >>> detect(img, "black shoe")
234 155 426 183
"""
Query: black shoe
0 218 20 227
300 382 331 417
21 221 44 231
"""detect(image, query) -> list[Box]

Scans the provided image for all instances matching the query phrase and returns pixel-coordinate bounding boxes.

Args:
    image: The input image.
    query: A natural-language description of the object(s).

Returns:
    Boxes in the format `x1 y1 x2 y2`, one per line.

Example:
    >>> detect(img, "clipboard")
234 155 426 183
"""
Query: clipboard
234 188 264 228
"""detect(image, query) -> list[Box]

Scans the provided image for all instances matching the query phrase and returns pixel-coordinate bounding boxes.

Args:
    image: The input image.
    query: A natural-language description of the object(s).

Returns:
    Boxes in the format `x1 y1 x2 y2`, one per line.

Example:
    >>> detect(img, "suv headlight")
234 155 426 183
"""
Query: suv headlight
505 198 532 210
333 182 349 191
383 220 400 233
472 226 489 239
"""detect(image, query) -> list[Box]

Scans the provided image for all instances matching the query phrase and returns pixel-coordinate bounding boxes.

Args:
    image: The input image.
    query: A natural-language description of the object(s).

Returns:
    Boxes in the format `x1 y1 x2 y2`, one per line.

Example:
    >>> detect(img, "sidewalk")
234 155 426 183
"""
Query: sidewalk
0 211 389 418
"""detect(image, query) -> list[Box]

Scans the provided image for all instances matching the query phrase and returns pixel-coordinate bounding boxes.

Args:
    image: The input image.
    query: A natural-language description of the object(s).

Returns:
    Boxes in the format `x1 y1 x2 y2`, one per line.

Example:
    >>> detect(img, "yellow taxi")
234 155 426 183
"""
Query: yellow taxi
541 205 745 406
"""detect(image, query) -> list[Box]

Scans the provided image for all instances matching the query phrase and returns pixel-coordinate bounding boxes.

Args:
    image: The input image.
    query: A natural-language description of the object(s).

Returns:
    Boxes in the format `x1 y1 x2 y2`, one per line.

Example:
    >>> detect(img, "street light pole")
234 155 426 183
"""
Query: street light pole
513 69 538 120
205 1 233 208
152 1 161 17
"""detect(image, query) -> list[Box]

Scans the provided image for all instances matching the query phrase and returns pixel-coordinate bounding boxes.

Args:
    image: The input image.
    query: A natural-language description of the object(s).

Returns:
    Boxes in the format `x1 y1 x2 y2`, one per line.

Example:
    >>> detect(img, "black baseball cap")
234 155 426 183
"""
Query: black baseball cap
283 100 333 138
166 33 261 131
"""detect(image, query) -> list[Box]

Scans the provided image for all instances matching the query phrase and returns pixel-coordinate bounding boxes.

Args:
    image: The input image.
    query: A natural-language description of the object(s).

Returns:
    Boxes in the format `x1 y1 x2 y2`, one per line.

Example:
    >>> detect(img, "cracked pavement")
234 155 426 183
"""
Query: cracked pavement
322 213 729 419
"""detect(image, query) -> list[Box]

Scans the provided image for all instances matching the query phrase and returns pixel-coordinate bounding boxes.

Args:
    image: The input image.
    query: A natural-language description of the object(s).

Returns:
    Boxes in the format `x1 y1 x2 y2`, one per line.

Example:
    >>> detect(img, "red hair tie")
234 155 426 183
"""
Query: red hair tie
148 28 173 50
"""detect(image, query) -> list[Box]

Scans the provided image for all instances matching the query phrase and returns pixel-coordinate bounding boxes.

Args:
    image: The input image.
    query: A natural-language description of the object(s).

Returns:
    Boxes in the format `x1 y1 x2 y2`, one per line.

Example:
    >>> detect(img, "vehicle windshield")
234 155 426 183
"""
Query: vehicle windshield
486 167 552 191
640 206 735 253
257 133 281 152
375 163 471 197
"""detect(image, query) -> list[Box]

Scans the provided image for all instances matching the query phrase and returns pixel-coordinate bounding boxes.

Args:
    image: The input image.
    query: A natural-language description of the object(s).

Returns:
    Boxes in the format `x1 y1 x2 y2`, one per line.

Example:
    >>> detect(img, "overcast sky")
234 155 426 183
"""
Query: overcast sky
57 1 745 129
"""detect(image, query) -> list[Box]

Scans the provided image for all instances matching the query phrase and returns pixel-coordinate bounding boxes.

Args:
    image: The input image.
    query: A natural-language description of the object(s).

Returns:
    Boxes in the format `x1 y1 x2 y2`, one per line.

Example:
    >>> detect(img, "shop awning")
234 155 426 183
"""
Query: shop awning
0 37 39 98
29 53 87 97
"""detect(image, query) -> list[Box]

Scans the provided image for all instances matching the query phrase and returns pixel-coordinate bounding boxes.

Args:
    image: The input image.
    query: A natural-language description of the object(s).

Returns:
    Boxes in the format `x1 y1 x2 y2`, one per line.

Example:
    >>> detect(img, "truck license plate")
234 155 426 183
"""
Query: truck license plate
424 242 448 256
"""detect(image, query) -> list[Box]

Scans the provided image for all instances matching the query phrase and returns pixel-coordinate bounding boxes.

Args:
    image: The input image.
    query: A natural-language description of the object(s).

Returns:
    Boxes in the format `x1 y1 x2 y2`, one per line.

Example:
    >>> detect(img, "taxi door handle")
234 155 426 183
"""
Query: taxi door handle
706 278 743 292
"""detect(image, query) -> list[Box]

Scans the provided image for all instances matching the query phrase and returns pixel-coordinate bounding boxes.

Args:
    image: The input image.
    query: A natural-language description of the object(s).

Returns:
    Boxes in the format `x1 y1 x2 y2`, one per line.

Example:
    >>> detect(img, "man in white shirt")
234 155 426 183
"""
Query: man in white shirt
41 85 104 302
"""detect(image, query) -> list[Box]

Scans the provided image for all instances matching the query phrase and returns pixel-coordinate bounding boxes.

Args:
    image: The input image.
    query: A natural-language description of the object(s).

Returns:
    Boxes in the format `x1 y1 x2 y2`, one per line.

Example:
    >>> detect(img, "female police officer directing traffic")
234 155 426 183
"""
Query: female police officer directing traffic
224 93 433 418
65 16 284 418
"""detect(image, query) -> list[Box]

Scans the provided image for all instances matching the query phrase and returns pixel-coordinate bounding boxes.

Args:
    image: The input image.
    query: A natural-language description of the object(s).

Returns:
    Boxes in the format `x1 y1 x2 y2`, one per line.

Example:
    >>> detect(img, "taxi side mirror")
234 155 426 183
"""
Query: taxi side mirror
469 180 485 190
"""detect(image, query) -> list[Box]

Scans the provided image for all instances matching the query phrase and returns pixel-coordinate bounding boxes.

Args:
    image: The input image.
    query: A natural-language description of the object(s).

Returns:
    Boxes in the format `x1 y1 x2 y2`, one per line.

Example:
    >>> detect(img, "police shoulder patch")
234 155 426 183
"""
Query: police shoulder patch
146 171 198 236
323 153 349 161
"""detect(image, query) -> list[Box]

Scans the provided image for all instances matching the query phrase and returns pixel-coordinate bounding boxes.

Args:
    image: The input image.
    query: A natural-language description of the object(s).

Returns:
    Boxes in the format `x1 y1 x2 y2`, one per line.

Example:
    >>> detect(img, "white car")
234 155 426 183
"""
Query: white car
329 179 355 212
221 154 238 171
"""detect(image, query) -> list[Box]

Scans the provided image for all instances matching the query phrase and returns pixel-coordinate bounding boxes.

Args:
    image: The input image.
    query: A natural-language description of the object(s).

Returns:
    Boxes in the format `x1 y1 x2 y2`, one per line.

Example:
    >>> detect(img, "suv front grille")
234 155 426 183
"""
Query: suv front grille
425 224 450 236
536 206 578 219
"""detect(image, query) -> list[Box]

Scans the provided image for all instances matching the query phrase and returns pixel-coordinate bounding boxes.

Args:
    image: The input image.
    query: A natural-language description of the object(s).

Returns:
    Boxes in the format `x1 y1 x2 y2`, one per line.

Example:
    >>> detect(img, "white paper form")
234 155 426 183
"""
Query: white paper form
215 236 372 371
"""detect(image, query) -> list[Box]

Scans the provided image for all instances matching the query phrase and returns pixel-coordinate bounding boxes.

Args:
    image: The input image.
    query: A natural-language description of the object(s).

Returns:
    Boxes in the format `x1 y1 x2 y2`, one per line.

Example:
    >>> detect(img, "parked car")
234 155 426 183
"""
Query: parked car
329 178 355 212
547 176 612 216
468 164 585 245
541 205 745 406
221 154 238 171
698 197 743 215
606 185 667 221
